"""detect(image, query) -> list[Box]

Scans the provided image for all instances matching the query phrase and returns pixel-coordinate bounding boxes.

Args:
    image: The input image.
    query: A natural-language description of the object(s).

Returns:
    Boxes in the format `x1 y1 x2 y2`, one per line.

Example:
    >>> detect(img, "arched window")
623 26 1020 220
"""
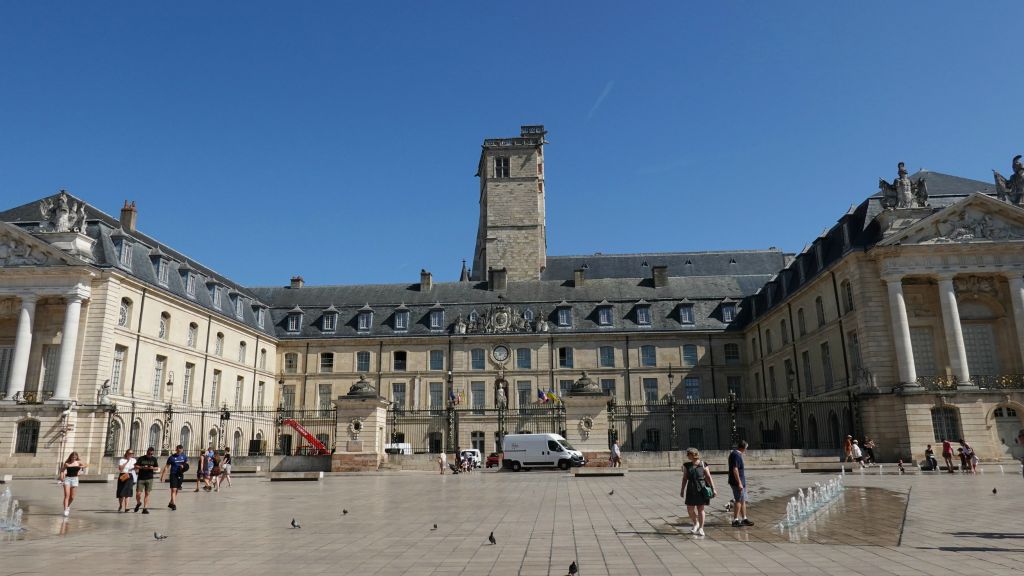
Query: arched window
233 430 243 454
842 280 855 314
215 333 224 356
931 407 961 443
158 312 170 339
105 419 122 457
238 341 247 364
187 322 199 348
209 428 219 449
781 319 789 344
797 308 807 336
148 423 162 452
130 420 141 452
118 298 132 328
815 296 826 327
259 349 267 370
15 419 40 454
180 425 192 451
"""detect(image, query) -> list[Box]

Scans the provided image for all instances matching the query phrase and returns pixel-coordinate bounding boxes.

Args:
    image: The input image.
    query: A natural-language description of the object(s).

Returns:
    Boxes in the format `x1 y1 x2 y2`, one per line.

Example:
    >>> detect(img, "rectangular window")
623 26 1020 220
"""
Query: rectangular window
557 308 572 327
931 408 961 443
211 370 221 406
157 260 169 286
682 344 697 367
600 378 615 397
392 382 407 411
320 353 334 373
636 306 651 325
722 304 736 323
471 381 485 414
110 345 127 394
516 381 532 406
281 384 295 411
429 309 444 329
212 285 222 309
679 304 695 325
643 378 659 403
429 350 444 371
318 384 332 413
599 346 615 368
393 351 407 372
471 348 485 370
183 362 194 404
256 307 265 328
234 376 244 409
558 347 574 368
287 314 300 332
323 313 337 332
848 330 862 372
494 156 510 178
185 272 196 297
257 381 265 407
38 345 59 395
598 307 613 326
394 310 409 331
640 345 656 367
151 356 166 400
358 311 372 331
356 351 371 373
724 343 740 365
820 342 834 390
909 327 937 377
802 350 813 393
727 375 742 398
684 376 700 400
284 353 297 374
429 382 443 413
516 348 531 369
559 379 574 398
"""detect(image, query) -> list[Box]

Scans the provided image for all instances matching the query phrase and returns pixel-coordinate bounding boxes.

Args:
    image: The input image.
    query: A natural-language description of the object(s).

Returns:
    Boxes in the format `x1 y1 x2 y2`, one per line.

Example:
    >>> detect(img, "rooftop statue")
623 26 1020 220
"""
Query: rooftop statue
39 191 87 233
879 162 928 209
993 155 1024 206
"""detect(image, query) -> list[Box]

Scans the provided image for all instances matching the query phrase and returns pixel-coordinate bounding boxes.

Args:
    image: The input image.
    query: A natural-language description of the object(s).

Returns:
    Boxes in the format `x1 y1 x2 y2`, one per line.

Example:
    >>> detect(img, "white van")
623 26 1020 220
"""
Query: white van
501 433 586 471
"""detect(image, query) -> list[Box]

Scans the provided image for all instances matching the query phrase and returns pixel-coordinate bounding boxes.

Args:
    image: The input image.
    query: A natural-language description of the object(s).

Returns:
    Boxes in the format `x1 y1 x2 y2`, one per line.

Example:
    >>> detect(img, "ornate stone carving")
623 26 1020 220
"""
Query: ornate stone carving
346 374 378 397
0 231 51 266
933 211 1024 243
457 305 542 334
993 155 1024 206
39 191 87 233
569 371 602 395
953 275 998 298
879 162 928 209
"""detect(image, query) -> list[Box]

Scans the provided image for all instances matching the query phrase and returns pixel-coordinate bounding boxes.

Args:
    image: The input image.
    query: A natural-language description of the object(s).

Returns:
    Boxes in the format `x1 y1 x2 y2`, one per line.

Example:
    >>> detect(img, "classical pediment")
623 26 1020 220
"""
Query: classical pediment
878 193 1024 246
0 221 82 267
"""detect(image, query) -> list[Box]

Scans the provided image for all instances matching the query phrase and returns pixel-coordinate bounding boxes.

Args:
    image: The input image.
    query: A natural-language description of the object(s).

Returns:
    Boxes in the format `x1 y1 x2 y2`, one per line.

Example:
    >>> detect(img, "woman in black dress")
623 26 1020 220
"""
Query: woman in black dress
680 447 716 536
116 449 136 512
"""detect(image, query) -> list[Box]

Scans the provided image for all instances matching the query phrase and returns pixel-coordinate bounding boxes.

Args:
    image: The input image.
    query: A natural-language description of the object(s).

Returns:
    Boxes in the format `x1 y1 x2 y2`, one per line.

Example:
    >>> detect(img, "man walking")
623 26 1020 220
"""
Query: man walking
941 438 954 473
610 439 622 468
134 447 159 514
160 445 188 511
728 440 754 527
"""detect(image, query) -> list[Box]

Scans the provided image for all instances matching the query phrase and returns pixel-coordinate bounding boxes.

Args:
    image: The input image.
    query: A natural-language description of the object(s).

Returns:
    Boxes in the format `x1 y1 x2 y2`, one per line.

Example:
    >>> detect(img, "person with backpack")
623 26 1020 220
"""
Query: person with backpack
160 445 188 511
680 447 716 537
728 440 754 527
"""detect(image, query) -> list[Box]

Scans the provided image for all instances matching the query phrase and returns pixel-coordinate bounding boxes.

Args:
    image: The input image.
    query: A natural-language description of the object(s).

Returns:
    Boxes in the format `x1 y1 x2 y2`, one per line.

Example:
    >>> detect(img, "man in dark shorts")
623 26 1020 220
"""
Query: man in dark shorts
160 445 188 510
728 440 754 527
134 447 160 513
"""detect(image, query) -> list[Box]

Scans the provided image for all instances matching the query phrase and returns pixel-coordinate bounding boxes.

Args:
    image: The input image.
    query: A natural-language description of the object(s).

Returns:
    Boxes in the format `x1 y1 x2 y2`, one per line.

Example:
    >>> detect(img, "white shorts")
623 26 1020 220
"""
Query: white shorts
64 477 80 487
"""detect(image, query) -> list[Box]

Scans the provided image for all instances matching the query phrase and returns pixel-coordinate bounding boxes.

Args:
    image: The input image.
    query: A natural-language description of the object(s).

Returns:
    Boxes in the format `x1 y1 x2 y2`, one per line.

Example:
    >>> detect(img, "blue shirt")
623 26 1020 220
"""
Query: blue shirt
727 449 745 486
167 453 188 475
205 450 215 471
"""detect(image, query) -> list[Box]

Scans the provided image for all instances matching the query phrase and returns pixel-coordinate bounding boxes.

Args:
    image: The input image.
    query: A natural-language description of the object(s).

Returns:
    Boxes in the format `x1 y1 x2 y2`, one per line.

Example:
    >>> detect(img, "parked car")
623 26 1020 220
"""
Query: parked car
460 449 482 468
486 452 500 468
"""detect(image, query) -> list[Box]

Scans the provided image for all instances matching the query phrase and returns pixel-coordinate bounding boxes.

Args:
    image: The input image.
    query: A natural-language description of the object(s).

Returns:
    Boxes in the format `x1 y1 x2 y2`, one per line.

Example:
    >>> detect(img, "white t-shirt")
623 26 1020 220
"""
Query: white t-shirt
851 444 862 458
118 457 137 481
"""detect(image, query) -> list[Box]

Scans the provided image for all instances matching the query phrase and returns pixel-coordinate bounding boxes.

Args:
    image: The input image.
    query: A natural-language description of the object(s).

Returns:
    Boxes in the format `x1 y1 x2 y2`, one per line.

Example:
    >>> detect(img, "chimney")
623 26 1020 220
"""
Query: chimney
573 268 585 287
120 201 137 232
290 275 304 289
652 265 668 288
420 269 433 292
488 267 508 291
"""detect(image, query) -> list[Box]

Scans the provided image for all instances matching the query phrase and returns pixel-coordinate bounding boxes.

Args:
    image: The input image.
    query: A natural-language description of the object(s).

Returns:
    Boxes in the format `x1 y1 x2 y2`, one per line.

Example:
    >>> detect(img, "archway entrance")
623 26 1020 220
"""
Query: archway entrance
993 406 1023 459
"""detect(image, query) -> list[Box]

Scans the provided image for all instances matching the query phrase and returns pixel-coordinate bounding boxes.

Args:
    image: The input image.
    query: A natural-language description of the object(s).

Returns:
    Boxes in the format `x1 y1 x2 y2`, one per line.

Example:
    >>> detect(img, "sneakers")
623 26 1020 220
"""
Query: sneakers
696 527 705 537
142 509 149 514
167 502 176 511
689 525 699 534
134 503 142 513
741 519 755 526
731 519 742 527
63 508 70 517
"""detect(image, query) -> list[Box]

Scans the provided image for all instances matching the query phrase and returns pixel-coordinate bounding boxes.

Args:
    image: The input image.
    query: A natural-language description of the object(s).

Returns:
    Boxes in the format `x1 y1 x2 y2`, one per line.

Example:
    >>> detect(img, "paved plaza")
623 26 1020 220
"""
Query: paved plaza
2 467 1023 575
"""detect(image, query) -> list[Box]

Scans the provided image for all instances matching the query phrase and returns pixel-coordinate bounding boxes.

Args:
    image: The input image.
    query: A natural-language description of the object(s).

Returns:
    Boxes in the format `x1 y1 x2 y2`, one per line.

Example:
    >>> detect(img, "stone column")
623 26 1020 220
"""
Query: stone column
563 371 612 464
886 278 918 386
53 287 89 401
937 275 971 387
6 294 37 399
1007 274 1024 371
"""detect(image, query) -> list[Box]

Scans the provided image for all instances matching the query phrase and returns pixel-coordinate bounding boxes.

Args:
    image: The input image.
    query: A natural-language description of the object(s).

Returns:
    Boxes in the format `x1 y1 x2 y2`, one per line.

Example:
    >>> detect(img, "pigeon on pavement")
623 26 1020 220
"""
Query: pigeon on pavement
291 518 301 529
431 524 438 530
993 488 998 494
342 509 348 515
488 531 496 545
608 490 614 496
568 560 578 575
154 532 168 540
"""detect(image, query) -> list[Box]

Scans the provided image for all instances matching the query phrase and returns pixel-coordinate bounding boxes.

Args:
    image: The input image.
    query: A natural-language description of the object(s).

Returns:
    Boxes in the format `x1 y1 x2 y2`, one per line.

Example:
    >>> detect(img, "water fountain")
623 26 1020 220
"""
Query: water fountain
778 474 845 530
0 487 25 533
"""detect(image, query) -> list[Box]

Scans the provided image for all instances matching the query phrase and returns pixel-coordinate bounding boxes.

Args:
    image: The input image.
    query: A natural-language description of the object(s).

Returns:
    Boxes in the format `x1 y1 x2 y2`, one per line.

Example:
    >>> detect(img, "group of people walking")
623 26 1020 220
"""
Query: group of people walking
58 445 233 516
679 440 754 536
842 435 878 467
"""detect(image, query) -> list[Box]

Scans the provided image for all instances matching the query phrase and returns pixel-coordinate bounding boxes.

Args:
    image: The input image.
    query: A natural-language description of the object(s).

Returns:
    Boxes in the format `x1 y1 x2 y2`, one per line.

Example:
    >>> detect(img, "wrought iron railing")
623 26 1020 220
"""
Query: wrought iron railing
915 375 958 391
972 374 1024 390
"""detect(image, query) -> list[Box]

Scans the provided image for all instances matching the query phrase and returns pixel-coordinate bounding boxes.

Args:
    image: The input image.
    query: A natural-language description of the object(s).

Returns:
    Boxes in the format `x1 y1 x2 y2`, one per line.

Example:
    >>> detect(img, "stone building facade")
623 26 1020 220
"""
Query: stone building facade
1 125 1023 474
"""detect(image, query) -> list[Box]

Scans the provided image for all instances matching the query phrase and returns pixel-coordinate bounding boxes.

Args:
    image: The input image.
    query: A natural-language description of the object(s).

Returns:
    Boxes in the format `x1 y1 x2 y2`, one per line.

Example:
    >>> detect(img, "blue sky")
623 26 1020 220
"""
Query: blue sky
2 2 1021 286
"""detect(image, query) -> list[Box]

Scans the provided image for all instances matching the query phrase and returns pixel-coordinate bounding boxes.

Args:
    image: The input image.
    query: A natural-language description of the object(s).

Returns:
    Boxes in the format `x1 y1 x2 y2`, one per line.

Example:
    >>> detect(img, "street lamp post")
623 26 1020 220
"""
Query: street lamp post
219 406 231 451
162 403 173 456
667 365 677 451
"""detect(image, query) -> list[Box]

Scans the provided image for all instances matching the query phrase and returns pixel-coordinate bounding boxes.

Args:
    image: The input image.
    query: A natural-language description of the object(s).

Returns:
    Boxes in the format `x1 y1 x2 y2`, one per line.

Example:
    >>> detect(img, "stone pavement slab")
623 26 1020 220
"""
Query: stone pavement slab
0 467 1022 575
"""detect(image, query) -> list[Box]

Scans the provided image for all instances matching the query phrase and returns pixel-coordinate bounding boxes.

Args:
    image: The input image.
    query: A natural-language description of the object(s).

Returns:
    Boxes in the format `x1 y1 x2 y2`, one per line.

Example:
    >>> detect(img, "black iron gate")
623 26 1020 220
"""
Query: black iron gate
387 405 566 454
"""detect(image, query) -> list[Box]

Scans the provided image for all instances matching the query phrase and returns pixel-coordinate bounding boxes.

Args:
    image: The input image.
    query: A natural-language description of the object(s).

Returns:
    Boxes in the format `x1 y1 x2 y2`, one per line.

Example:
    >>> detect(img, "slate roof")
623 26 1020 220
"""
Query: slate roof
542 250 786 281
0 192 275 337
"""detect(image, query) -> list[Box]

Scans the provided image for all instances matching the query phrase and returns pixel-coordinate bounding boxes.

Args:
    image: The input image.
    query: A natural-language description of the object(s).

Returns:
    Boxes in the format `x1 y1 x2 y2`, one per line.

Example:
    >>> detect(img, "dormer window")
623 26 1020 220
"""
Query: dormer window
255 307 265 328
114 237 132 268
597 305 613 326
156 259 170 286
357 305 373 332
394 306 409 332
722 303 737 323
287 306 303 333
679 303 695 325
429 305 444 330
556 305 572 327
523 309 534 323
322 306 338 332
185 272 196 297
233 294 245 319
210 284 223 309
635 301 652 326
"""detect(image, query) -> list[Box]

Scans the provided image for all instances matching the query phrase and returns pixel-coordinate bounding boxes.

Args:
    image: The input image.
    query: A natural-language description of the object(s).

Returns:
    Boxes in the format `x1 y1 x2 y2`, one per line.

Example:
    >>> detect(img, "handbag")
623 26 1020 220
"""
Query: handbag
118 473 130 482
691 463 714 500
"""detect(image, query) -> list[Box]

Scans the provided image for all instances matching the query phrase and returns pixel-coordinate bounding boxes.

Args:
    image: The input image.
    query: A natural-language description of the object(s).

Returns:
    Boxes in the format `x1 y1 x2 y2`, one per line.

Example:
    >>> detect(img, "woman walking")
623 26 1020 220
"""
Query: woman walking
680 447 716 537
116 449 136 512
59 452 88 517
216 448 233 490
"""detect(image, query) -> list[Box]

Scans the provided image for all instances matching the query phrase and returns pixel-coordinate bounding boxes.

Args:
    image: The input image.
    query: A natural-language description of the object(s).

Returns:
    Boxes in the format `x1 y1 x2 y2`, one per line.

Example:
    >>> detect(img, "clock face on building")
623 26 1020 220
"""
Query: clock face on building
492 345 510 363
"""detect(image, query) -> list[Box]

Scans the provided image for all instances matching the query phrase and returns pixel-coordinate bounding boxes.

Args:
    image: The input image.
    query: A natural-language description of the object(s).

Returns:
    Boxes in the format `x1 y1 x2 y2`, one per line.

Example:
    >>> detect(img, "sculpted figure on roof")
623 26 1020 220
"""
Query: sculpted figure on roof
993 155 1024 206
879 162 928 209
